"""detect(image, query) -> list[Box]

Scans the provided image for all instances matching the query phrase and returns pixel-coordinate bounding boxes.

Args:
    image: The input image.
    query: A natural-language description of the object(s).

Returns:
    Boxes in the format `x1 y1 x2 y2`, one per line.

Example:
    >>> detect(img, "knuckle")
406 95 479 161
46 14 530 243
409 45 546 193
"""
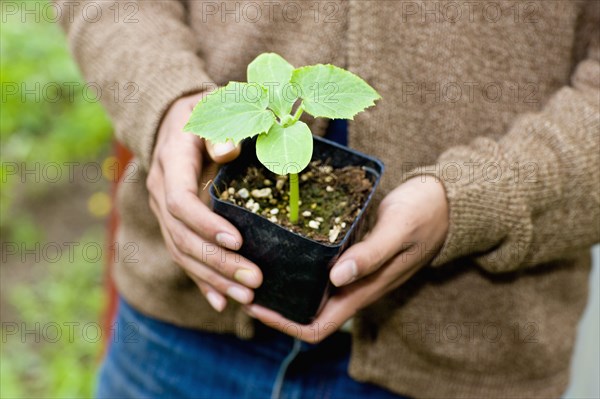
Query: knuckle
158 143 171 157
196 282 211 297
177 234 192 255
156 148 167 163
201 244 228 270
364 249 384 272
170 228 188 250
165 194 182 214
203 272 224 290
157 148 173 166
207 257 228 275
401 215 420 236
377 198 396 219
195 280 208 292
145 173 157 194
169 249 184 265
351 251 377 276
148 199 157 216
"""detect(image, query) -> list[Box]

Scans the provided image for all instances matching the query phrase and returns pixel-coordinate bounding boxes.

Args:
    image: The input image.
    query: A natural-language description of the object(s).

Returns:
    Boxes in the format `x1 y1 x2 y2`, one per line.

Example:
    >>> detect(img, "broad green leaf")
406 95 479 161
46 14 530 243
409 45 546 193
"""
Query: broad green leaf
184 82 276 144
291 64 381 119
256 121 313 176
247 53 298 118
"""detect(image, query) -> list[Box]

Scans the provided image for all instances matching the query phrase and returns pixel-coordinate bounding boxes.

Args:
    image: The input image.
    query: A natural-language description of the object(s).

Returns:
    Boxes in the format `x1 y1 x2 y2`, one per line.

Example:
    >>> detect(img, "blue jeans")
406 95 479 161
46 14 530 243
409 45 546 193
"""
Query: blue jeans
96 298 406 399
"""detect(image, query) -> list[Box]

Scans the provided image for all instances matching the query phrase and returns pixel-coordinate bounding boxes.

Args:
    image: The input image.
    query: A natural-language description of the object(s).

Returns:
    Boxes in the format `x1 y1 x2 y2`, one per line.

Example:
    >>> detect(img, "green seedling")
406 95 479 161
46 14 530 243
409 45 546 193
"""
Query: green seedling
184 53 380 224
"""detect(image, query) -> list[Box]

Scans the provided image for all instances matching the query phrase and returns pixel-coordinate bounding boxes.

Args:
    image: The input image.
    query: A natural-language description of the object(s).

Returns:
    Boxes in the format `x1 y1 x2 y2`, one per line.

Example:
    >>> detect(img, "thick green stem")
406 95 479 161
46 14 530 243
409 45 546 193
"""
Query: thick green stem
289 173 299 224
291 102 304 124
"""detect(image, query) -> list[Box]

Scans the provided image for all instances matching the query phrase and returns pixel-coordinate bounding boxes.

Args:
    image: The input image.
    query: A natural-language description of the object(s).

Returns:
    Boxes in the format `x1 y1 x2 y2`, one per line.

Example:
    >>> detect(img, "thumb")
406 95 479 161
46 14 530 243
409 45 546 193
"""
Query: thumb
329 234 398 288
205 140 241 164
329 211 409 287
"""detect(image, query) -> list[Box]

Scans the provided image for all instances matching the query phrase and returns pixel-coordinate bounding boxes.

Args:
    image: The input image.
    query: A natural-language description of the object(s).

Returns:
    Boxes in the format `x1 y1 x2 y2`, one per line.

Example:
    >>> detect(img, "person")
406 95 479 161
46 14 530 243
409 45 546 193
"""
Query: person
58 1 599 398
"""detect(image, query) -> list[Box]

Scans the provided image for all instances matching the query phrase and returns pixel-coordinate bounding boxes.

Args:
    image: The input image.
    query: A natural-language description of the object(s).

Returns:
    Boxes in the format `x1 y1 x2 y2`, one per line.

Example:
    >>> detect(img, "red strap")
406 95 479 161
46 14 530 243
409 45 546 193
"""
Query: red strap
102 142 133 352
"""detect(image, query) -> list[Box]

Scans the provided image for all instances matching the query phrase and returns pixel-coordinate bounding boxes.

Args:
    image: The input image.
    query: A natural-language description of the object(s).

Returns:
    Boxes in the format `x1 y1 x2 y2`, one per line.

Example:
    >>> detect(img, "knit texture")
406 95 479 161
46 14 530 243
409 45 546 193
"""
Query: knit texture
58 1 600 398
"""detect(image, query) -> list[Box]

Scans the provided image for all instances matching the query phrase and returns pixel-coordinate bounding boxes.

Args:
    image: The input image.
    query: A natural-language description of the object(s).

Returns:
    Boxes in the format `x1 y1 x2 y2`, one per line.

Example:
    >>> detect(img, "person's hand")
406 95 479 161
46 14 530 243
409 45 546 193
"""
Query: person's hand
147 92 263 313
244 176 449 343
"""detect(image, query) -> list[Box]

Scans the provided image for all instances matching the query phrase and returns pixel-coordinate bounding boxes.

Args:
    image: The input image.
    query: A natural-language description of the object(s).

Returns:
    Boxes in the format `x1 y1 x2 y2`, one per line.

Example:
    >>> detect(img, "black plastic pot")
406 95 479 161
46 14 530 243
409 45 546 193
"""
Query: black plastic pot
210 135 384 324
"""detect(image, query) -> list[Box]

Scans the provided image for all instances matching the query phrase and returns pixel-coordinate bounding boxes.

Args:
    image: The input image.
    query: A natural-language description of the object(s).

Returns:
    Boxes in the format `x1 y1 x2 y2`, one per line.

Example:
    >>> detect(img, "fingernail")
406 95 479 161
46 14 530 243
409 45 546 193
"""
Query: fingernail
234 268 260 288
227 286 252 304
206 291 226 312
213 142 235 157
216 232 239 250
330 259 358 287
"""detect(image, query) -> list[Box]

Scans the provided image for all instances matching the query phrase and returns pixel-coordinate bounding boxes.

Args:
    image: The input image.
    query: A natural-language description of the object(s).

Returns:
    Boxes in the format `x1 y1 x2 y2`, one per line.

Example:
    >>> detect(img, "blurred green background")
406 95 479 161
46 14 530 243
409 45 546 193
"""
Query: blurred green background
1 1 113 396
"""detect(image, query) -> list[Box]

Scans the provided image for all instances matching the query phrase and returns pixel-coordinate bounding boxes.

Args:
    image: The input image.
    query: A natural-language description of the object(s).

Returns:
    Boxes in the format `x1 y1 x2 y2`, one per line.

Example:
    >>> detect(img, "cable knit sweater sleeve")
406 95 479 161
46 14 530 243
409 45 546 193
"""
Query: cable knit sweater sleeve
407 17 600 273
56 0 213 170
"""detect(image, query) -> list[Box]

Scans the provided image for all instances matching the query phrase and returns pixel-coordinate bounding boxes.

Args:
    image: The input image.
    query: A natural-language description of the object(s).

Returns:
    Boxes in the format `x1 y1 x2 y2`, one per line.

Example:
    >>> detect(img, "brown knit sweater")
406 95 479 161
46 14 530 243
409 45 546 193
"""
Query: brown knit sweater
58 1 600 397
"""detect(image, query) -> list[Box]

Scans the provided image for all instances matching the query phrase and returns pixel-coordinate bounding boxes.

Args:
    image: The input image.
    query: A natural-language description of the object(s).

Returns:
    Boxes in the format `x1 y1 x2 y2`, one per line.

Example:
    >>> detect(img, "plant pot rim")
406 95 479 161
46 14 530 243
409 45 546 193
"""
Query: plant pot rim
209 134 385 249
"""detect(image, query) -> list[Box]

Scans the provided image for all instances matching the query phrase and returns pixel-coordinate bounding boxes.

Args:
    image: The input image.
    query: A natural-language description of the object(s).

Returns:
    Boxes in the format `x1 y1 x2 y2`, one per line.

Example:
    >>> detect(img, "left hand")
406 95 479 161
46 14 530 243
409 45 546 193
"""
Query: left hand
244 176 449 343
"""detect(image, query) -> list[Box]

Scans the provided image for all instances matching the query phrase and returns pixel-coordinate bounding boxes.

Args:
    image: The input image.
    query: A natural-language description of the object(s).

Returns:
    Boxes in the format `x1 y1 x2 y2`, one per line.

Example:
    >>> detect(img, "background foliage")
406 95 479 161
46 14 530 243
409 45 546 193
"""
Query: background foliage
1 1 112 397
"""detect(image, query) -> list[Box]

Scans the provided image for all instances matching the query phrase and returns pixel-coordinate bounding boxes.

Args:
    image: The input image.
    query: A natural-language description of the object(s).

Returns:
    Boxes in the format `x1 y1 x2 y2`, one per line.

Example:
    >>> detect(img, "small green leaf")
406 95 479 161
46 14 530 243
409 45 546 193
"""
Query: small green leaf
184 82 276 144
256 121 313 176
247 53 298 118
291 64 381 119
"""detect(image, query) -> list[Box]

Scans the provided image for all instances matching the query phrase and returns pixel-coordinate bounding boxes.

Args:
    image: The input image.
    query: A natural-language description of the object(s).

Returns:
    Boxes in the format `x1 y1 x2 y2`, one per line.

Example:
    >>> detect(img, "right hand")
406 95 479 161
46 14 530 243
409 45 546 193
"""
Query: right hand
147 92 263 313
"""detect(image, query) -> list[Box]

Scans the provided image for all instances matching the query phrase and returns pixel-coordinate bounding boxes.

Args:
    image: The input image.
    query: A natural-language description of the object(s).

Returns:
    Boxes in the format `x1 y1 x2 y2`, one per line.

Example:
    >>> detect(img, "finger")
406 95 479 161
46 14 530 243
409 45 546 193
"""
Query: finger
151 196 255 304
244 283 368 343
244 304 342 344
180 247 255 304
164 188 244 250
307 255 422 339
160 180 262 288
166 212 262 288
205 140 241 164
329 213 411 287
153 195 238 301
159 143 244 251
188 274 227 313
149 165 260 288
246 247 427 343
245 288 358 343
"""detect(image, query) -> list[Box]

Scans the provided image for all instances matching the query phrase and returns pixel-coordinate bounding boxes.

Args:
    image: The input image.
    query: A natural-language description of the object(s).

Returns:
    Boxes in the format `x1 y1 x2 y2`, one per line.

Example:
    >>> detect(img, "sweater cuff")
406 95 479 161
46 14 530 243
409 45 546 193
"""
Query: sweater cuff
404 138 534 271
